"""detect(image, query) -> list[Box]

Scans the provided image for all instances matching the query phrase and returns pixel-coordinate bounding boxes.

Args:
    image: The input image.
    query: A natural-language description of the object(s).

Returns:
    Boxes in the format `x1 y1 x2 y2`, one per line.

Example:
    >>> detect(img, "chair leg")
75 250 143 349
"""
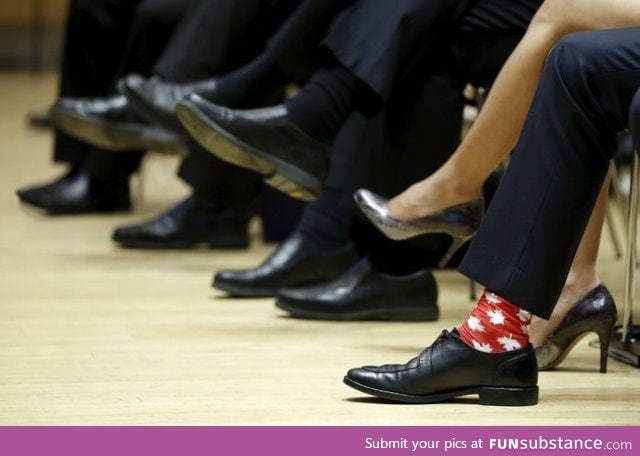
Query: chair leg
623 152 638 342
29 0 45 73
610 162 628 224
605 203 623 259
611 159 640 264
469 280 477 301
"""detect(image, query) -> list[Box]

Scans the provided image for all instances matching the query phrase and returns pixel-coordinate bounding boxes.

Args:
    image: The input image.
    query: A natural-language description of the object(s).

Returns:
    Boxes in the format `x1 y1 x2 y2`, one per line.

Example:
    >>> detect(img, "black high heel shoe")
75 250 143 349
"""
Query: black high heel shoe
536 284 617 373
354 189 484 268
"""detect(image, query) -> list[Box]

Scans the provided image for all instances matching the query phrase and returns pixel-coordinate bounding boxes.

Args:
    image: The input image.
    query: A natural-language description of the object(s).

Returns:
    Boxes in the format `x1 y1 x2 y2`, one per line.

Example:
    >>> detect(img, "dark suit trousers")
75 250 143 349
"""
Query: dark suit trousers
322 0 540 114
459 28 640 319
55 0 196 179
301 0 541 272
153 0 299 82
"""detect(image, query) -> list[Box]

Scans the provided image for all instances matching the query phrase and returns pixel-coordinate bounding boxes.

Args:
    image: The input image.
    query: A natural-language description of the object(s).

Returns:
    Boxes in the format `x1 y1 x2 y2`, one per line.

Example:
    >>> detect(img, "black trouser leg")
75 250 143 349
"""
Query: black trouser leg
54 0 142 167
54 0 188 177
153 0 297 82
322 0 475 112
178 143 260 209
115 0 199 81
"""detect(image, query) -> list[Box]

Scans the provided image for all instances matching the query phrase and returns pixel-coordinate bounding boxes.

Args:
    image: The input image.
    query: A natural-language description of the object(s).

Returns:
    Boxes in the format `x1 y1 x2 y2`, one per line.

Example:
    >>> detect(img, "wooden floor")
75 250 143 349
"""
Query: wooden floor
1 72 639 425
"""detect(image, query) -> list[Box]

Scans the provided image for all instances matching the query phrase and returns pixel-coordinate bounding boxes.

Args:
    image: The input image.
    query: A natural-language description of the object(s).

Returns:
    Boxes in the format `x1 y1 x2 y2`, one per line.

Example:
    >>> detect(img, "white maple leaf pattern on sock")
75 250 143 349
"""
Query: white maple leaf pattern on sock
472 340 493 353
467 315 485 332
517 309 532 322
483 292 502 304
521 324 530 334
486 309 506 325
497 335 522 351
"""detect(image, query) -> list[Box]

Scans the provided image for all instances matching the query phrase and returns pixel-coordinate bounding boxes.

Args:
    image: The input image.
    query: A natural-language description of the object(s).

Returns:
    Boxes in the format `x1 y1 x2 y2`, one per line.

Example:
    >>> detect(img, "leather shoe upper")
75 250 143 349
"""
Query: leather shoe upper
112 195 248 249
213 233 357 297
275 258 439 321
16 167 130 214
177 95 330 200
51 95 144 127
120 74 218 135
49 95 184 153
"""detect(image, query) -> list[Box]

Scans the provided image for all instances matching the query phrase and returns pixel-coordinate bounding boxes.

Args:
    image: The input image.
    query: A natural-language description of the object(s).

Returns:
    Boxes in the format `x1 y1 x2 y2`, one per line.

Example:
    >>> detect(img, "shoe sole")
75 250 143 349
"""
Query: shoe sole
16 190 131 215
121 83 187 137
49 107 185 154
114 235 249 250
343 377 539 406
275 299 439 321
176 101 318 201
212 280 279 298
17 200 131 216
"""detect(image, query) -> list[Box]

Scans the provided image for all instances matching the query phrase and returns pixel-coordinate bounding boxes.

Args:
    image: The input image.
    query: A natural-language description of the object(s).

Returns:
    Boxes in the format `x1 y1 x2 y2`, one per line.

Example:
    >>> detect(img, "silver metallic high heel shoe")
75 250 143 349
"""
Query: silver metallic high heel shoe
354 189 484 268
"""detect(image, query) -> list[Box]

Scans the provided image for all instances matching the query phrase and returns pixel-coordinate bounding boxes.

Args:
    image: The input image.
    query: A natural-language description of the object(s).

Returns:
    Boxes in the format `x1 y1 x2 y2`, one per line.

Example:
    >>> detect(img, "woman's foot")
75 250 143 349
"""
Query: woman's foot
528 279 603 348
532 282 617 373
387 172 482 221
354 189 484 267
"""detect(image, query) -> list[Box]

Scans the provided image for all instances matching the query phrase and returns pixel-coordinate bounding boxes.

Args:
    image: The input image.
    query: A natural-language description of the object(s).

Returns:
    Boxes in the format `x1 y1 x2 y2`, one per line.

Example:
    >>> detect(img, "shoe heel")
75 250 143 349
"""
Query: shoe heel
477 386 539 406
437 235 472 268
207 233 249 249
596 324 614 374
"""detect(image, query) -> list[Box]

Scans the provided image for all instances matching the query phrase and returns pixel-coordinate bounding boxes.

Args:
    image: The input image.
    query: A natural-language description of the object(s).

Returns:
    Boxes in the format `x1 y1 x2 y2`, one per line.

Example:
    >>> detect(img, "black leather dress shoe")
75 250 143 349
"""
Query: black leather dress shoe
49 95 185 154
344 329 539 406
176 95 330 201
213 233 357 297
16 167 131 214
275 258 439 321
119 75 219 135
112 195 248 249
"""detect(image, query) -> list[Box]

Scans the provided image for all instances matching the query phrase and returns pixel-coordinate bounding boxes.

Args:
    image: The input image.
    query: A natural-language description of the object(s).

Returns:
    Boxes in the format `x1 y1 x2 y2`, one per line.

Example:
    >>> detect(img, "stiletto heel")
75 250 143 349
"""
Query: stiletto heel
438 234 473 268
597 327 612 373
354 189 484 267
536 284 617 372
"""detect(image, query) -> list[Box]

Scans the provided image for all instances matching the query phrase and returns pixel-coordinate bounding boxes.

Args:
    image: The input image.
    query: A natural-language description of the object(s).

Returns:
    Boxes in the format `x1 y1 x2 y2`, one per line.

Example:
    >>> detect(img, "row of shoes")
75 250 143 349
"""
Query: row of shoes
16 74 619 406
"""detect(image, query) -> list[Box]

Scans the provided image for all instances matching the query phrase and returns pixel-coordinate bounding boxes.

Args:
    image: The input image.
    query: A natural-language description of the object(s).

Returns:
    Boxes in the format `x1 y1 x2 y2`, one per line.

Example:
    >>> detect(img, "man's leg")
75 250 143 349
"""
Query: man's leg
121 0 347 136
113 0 350 248
176 0 477 200
213 72 462 321
272 73 464 320
17 0 144 214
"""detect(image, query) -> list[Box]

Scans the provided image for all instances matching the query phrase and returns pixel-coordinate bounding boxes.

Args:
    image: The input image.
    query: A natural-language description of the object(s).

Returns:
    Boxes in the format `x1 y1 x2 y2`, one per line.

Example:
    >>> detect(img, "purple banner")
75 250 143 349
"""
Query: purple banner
0 426 637 456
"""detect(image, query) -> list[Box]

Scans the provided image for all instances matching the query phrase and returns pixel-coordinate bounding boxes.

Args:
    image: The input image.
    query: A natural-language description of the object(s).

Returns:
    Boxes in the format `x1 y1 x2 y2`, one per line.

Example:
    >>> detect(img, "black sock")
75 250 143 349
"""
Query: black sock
210 53 288 108
361 226 433 276
284 66 358 145
296 187 352 251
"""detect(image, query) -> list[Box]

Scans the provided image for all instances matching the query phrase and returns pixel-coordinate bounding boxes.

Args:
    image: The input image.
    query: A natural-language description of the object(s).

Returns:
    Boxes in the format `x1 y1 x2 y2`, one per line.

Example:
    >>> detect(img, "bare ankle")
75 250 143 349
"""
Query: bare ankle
559 275 601 306
529 277 602 348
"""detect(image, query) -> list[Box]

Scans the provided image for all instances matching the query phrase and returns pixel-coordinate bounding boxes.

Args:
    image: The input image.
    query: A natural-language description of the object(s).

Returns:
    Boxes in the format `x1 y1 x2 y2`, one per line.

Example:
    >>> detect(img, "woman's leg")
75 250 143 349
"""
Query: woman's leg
388 0 640 220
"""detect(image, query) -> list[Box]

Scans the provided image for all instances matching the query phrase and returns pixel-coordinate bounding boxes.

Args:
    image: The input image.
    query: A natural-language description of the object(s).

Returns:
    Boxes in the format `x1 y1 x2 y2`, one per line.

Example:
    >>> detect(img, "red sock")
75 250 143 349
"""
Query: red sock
458 289 531 353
